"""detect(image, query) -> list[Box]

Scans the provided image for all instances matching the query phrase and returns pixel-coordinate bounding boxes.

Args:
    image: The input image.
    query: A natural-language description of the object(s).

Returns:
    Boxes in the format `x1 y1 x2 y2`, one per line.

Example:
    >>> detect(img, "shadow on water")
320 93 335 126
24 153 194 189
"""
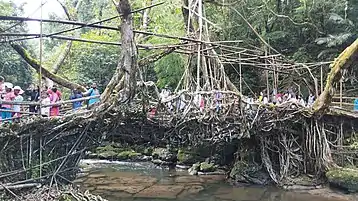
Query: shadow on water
75 160 355 201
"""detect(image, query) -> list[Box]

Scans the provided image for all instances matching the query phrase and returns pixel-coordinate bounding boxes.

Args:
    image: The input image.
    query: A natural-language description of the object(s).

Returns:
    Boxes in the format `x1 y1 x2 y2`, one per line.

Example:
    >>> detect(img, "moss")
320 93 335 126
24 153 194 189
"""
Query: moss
229 161 248 179
199 162 216 172
98 150 117 159
177 149 201 165
59 194 75 201
143 147 154 156
326 168 358 192
117 150 142 160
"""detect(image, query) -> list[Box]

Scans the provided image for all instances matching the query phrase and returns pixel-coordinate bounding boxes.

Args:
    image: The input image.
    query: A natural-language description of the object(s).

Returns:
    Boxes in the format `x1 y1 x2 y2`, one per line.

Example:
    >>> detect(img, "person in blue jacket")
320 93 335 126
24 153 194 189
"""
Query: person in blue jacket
70 88 83 110
84 83 100 107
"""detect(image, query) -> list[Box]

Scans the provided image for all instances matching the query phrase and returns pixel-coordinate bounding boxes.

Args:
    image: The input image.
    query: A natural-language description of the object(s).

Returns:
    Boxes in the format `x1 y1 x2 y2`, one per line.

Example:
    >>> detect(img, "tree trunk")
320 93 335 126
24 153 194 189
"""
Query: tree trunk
11 43 86 92
101 0 137 103
313 38 358 113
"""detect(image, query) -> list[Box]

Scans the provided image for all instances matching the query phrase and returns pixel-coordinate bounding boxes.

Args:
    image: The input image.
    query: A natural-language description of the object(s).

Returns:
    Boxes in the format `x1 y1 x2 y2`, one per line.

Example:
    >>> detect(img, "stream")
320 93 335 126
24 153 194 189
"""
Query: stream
75 160 356 201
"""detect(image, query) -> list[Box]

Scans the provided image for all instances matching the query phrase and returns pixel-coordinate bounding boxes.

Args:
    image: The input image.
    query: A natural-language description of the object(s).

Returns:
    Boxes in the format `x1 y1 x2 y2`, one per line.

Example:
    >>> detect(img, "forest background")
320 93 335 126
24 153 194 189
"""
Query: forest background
0 0 357 99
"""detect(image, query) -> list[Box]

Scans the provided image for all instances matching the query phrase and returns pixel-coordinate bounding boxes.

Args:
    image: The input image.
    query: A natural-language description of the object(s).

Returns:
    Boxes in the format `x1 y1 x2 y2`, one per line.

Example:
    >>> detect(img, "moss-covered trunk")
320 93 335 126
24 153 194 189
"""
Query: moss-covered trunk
313 38 358 113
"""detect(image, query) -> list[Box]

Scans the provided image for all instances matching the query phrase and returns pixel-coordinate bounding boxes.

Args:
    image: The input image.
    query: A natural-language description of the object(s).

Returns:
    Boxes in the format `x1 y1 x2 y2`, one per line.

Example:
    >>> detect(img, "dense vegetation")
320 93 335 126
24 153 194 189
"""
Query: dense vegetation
1 0 357 96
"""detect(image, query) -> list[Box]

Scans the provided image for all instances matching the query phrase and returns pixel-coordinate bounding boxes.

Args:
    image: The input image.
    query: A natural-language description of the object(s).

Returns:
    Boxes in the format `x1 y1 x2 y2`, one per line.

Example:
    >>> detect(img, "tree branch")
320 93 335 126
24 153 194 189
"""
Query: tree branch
263 1 324 35
204 0 239 6
313 38 358 113
10 43 86 92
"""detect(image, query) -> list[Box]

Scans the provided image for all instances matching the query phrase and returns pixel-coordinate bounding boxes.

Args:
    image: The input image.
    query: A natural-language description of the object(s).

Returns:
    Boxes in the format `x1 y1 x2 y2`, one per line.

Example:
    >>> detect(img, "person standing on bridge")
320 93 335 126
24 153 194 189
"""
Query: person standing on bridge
2 84 15 123
84 83 100 108
214 88 223 113
40 91 51 117
307 93 315 107
70 88 83 110
354 98 358 111
49 87 60 117
25 84 40 113
13 86 24 121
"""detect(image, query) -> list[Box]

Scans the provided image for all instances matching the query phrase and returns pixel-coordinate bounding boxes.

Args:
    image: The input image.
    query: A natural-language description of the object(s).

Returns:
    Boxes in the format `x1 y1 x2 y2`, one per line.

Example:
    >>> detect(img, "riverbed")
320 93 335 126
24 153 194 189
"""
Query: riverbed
75 160 357 201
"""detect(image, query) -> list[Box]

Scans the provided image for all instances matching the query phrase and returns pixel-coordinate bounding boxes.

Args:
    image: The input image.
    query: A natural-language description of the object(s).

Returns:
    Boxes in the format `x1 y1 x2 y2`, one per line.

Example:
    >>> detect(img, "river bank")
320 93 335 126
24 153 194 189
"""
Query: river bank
84 142 358 198
75 159 358 201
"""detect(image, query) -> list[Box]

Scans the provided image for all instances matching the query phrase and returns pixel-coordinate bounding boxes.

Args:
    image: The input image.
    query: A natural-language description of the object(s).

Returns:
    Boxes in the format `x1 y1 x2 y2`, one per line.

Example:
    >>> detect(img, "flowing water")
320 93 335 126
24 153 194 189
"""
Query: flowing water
75 160 355 201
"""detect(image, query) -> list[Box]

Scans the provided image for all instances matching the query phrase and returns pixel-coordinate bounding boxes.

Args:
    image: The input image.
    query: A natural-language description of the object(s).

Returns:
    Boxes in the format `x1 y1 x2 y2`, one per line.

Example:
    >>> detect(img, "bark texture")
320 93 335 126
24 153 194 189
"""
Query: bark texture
101 0 137 103
313 38 358 113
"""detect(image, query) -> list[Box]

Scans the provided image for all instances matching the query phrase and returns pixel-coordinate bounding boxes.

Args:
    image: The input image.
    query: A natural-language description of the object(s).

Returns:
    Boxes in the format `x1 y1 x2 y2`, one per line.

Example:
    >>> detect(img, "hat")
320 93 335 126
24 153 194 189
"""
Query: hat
13 86 24 94
4 82 13 89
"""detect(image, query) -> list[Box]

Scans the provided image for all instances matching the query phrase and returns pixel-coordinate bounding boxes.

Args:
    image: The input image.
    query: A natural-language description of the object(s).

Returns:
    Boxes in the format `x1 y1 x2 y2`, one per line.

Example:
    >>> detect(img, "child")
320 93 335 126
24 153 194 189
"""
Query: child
13 86 24 120
40 91 51 117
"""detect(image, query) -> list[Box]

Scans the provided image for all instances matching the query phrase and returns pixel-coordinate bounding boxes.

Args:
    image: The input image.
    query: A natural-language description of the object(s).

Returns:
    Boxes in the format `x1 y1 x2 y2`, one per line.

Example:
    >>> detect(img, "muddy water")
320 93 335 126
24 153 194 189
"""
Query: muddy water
75 160 356 201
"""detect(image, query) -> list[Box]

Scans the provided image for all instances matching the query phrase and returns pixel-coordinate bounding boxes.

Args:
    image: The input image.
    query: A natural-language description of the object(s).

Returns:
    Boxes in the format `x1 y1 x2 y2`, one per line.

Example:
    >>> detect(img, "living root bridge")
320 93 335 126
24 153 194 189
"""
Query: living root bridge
1 90 357 189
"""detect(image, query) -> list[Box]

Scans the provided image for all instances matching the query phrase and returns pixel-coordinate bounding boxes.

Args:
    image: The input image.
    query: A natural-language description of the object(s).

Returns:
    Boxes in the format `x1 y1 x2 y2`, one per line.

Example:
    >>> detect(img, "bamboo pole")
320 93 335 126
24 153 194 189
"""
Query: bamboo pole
320 65 323 94
39 0 43 119
0 95 100 106
0 2 164 39
0 109 38 115
340 78 343 108
39 136 42 178
332 96 357 100
196 0 203 91
265 49 269 99
239 53 242 93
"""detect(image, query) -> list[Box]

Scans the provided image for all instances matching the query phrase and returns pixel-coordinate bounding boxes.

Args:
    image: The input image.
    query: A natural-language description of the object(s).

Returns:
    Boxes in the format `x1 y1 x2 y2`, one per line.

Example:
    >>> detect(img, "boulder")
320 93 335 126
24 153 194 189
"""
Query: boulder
177 149 202 165
326 168 358 192
152 148 177 163
117 150 142 161
188 163 200 175
229 160 271 185
98 150 117 159
199 162 217 172
94 145 142 161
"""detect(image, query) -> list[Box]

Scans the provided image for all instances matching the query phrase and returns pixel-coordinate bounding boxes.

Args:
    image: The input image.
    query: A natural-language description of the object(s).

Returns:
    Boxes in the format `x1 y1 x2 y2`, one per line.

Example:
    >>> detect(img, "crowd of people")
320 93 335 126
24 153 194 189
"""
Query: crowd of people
0 76 101 124
157 86 358 115
247 89 316 108
1 74 357 123
156 85 224 116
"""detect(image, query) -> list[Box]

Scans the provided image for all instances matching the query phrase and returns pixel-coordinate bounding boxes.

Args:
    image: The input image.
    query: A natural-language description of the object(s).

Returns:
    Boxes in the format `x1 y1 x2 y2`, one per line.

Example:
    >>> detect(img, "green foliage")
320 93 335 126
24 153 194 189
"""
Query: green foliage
326 168 358 192
58 31 119 89
0 1 32 87
345 134 358 150
154 53 185 89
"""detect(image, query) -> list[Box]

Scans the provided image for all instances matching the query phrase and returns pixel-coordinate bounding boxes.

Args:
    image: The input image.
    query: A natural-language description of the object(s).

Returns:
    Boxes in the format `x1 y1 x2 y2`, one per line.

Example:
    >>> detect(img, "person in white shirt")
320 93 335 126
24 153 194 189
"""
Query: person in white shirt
160 85 173 111
307 93 315 107
40 91 51 117
13 86 24 120
298 96 306 107
263 96 269 104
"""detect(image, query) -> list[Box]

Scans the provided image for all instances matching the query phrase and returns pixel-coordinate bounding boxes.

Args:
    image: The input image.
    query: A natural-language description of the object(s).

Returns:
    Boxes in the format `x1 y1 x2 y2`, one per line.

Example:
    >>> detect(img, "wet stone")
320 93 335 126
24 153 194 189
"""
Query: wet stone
134 184 185 199
97 184 148 194
174 175 203 184
214 186 267 201
177 185 205 198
